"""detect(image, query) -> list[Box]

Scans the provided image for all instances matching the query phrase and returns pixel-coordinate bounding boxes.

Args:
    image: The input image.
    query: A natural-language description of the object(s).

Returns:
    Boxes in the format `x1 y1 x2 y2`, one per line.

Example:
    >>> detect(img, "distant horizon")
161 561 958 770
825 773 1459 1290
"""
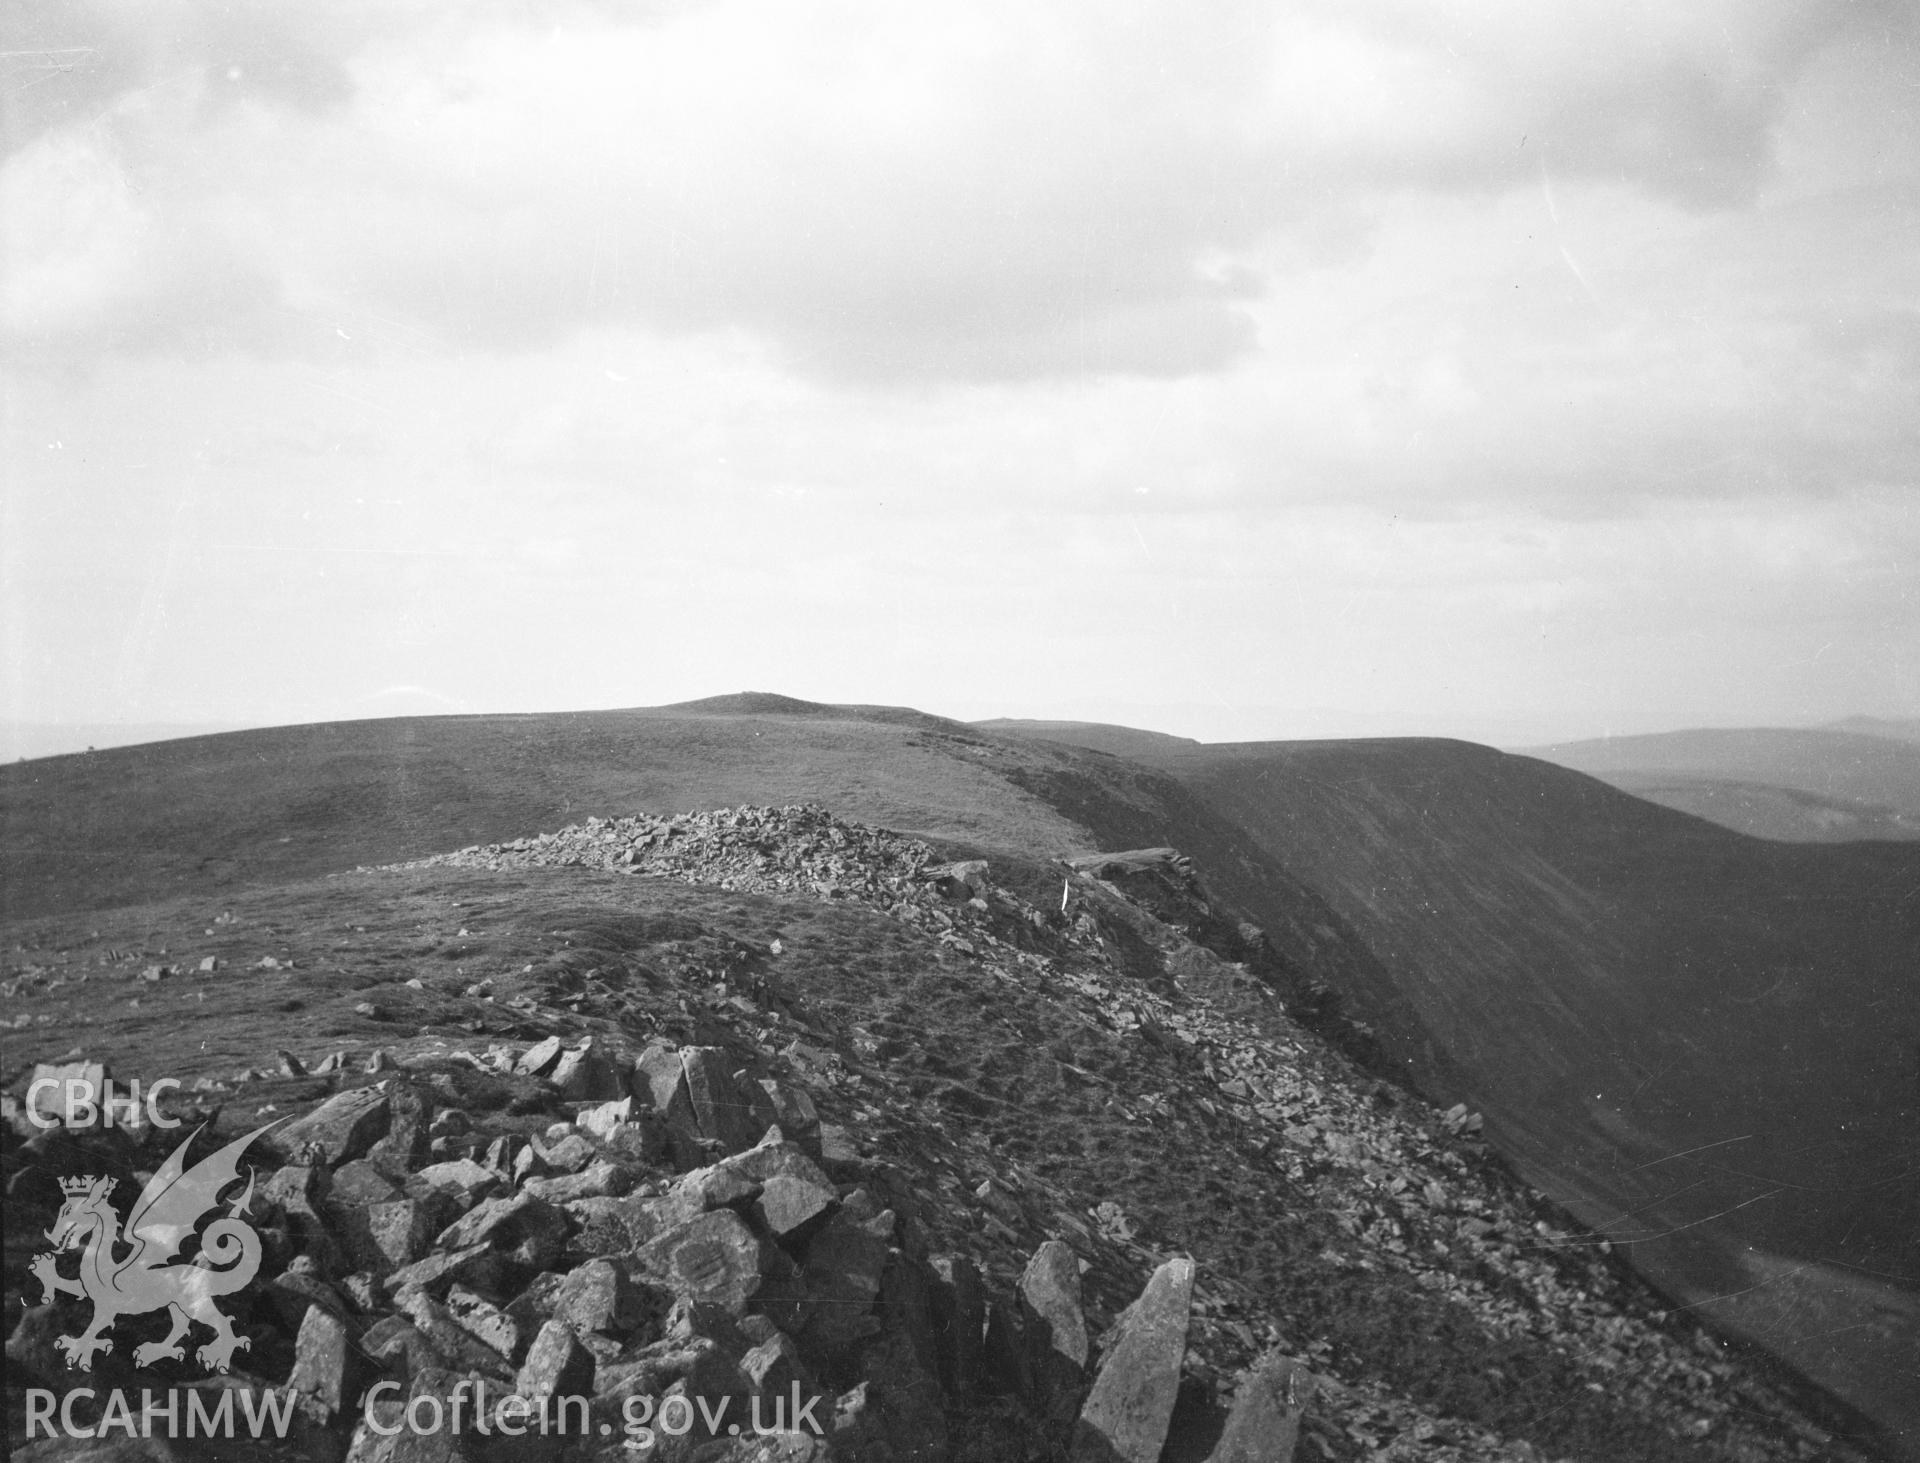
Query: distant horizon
9 697 1918 766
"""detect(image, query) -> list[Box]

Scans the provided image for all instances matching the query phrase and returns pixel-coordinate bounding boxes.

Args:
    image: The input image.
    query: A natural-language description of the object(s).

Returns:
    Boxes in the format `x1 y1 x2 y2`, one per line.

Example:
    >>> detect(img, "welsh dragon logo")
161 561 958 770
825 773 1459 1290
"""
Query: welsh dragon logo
30 1122 277 1372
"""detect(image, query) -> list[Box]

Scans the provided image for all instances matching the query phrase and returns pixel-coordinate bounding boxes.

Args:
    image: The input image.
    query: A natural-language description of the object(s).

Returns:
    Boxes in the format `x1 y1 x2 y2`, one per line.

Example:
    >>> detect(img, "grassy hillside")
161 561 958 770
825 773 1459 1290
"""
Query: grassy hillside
0 698 1422 1070
0 700 1092 922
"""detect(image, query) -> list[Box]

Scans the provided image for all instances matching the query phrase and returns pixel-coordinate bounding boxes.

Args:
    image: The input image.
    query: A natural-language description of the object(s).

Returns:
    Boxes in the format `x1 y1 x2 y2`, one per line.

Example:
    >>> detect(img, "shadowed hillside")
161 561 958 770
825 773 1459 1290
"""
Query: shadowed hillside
998 726 1920 1445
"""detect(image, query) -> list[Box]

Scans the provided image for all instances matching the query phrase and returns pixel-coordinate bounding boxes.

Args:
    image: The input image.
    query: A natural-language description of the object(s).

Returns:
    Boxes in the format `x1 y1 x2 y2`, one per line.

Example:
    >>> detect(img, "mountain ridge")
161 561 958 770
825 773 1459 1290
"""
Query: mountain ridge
4 700 1916 1454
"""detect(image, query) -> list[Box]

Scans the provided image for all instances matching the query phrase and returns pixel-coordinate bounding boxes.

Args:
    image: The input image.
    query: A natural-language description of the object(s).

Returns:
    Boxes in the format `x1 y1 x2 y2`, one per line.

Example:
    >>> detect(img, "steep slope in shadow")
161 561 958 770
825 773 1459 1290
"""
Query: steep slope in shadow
1094 734 1920 1446
1081 740 1920 1266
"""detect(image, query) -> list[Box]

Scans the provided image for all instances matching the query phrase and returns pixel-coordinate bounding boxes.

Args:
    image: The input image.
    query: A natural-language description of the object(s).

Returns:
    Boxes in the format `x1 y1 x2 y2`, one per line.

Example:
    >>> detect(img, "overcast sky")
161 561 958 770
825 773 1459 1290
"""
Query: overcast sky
4 0 1916 750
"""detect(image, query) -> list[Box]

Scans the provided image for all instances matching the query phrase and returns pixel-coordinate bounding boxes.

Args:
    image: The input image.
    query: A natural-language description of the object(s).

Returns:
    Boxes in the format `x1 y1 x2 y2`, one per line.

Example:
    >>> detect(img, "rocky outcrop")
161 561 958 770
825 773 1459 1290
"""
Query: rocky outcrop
4 1041 1309 1463
4 804 1878 1463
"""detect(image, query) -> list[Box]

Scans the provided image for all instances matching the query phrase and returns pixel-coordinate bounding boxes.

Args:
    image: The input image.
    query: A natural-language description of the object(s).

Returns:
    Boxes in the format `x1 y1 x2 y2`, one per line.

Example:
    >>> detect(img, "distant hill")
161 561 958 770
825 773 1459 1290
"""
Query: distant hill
1594 773 1920 841
1830 715 1920 744
1518 726 1920 841
1 720 242 763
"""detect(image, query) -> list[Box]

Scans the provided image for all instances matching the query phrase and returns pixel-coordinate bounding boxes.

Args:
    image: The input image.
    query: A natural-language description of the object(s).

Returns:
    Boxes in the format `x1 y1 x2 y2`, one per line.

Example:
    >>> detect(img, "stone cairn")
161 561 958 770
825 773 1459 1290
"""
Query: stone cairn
7 1039 1306 1463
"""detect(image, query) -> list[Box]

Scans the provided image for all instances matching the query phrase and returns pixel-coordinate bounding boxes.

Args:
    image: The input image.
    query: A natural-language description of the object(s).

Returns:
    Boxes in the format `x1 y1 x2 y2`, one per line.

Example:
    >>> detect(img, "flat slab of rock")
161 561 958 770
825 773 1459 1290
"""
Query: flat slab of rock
637 1209 770 1314
515 1035 565 1077
383 1242 502 1297
412 1158 504 1208
1070 1256 1193 1463
275 1085 390 1165
522 1159 639 1205
716 1130 834 1191
435 1193 567 1269
753 1174 836 1239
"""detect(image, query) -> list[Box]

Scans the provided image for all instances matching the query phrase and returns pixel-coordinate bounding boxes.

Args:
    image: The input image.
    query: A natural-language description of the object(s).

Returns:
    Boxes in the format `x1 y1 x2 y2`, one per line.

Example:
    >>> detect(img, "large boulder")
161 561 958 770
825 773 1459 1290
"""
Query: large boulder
632 1044 697 1130
551 1041 625 1101
753 1175 836 1242
1020 1240 1089 1380
638 1209 772 1315
681 1047 766 1152
275 1086 390 1166
288 1306 354 1423
795 1207 894 1354
434 1192 568 1270
1070 1256 1193 1463
517 1319 596 1410
1205 1352 1316 1463
364 1080 433 1175
342 1199 436 1276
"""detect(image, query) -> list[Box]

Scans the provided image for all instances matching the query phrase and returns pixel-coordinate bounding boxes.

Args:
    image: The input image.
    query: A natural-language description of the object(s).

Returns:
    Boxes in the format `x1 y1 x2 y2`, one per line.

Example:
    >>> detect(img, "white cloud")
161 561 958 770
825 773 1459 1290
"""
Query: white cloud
4 2 1916 734
5 0 1901 376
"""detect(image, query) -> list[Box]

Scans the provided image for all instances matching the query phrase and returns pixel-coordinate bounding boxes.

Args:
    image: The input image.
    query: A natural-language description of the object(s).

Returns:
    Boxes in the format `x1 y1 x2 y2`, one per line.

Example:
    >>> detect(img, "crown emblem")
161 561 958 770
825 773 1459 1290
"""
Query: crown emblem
59 1175 100 1196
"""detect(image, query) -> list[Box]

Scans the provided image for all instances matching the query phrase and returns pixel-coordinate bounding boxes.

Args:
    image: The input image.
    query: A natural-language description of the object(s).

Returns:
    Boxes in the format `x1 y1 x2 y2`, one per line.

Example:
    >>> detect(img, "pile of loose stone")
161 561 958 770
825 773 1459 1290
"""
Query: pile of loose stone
6 1038 1298 1463
397 807 944 908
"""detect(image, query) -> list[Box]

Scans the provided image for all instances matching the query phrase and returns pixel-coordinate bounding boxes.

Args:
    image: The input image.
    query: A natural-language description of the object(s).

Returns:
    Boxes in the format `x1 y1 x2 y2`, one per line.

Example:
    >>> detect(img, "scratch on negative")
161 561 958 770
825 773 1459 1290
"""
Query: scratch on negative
1625 1134 1753 1173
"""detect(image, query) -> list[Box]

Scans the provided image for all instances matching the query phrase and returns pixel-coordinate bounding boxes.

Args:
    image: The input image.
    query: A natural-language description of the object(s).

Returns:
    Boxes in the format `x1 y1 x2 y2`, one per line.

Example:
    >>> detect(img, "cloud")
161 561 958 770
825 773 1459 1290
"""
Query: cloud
3 0 1900 379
